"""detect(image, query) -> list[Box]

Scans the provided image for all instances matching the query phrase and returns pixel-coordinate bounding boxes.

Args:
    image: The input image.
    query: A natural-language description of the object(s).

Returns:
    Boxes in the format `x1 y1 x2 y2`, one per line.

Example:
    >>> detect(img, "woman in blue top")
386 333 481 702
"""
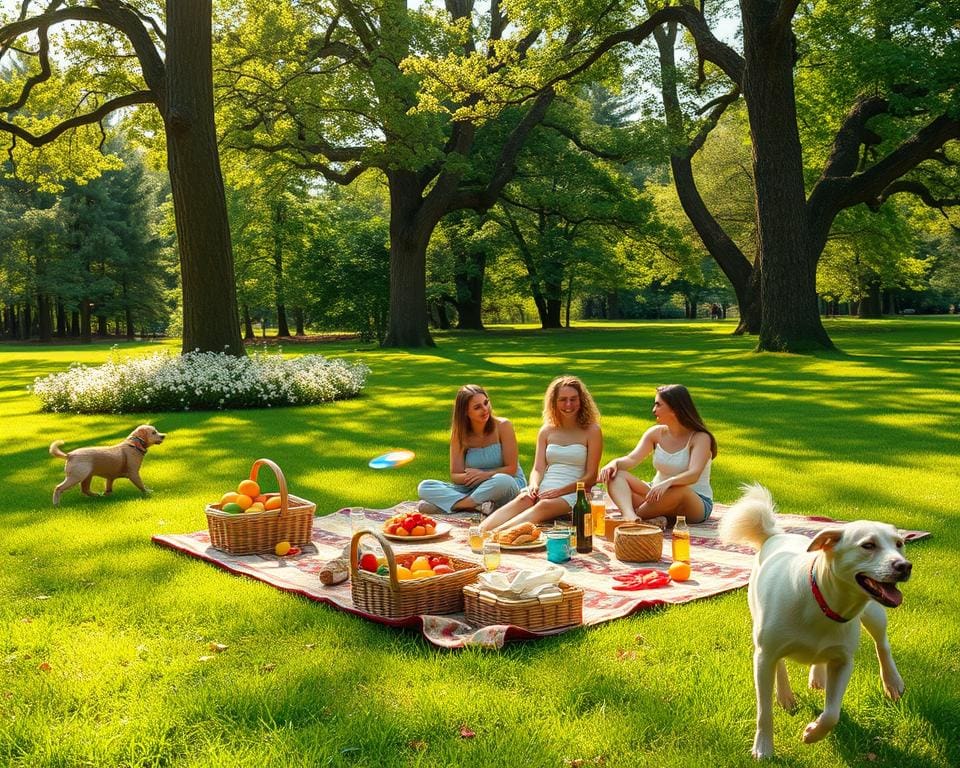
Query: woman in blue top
417 384 526 515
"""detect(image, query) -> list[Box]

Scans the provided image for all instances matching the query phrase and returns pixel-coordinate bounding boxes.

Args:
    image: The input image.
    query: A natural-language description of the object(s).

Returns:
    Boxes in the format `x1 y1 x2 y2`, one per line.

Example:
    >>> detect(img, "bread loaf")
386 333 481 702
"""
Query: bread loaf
495 522 541 545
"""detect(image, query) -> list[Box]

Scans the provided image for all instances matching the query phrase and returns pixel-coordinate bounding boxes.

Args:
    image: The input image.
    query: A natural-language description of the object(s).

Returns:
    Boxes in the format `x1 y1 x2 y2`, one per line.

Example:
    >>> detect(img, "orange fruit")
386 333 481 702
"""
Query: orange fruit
424 524 436 535
668 561 692 581
410 525 426 537
264 496 282 511
235 494 253 511
237 479 260 497
220 491 239 505
411 556 432 572
394 527 409 537
275 541 291 556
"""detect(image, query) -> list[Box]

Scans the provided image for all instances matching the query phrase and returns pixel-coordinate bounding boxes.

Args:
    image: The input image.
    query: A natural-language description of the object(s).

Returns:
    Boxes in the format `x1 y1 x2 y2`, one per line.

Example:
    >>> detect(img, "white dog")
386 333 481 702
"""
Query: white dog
719 484 912 759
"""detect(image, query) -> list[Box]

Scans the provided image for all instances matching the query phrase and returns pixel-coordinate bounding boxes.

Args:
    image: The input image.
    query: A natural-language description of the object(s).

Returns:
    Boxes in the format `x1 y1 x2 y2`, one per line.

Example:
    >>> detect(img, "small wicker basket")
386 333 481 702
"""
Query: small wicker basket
205 458 315 555
614 523 664 562
350 529 482 619
463 582 583 631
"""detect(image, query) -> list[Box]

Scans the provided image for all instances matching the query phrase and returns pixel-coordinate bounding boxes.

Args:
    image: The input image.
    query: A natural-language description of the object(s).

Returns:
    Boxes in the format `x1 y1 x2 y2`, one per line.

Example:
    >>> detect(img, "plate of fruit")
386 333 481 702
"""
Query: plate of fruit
382 510 452 541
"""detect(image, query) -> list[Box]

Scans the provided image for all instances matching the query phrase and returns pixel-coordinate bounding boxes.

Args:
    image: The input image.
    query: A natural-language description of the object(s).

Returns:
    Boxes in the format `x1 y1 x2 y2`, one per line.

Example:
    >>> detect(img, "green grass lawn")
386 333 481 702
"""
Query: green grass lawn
1 318 958 767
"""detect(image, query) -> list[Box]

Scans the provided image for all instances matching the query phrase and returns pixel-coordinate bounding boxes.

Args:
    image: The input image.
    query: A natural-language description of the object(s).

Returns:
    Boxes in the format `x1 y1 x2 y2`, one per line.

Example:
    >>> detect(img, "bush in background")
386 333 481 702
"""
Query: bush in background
31 349 370 413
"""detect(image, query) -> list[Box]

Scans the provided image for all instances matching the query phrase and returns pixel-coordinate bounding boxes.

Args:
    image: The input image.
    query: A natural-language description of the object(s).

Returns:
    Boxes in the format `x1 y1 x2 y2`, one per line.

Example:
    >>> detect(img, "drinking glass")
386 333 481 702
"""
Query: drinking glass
468 525 487 554
350 510 367 535
482 541 501 572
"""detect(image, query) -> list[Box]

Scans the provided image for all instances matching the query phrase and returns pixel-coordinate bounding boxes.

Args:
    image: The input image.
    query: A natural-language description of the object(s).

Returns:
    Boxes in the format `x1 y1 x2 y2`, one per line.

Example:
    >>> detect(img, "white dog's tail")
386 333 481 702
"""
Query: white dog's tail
49 440 68 459
718 483 783 550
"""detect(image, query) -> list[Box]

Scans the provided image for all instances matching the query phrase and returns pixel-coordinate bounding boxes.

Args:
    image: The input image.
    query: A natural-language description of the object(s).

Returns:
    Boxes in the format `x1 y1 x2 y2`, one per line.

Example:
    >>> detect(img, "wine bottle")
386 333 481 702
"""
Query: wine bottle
573 481 593 553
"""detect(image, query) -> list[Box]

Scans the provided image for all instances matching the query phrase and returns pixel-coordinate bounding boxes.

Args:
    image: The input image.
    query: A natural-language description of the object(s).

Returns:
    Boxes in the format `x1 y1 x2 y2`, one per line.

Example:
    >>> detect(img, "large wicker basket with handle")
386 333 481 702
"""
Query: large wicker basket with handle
614 523 664 563
350 529 482 619
463 582 583 631
205 458 315 555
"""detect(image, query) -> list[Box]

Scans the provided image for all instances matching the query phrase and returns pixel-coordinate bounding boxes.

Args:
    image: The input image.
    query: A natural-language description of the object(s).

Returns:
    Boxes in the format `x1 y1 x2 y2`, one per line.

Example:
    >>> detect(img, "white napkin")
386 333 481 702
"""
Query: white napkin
477 564 566 602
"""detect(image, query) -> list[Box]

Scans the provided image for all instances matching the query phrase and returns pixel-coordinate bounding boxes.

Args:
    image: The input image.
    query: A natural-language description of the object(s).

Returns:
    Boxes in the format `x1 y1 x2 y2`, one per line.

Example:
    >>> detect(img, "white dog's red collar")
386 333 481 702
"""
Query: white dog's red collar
125 437 148 455
809 558 851 623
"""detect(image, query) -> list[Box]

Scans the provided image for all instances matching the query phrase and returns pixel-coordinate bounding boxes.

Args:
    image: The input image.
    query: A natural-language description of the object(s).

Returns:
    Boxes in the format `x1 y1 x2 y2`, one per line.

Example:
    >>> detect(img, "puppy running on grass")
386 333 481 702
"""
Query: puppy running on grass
719 483 912 760
50 424 166 505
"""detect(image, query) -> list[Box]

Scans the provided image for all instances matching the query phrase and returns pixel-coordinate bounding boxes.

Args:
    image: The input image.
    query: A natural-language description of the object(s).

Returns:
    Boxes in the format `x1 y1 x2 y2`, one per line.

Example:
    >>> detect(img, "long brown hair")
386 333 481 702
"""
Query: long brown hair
657 384 717 458
451 384 496 451
543 375 600 429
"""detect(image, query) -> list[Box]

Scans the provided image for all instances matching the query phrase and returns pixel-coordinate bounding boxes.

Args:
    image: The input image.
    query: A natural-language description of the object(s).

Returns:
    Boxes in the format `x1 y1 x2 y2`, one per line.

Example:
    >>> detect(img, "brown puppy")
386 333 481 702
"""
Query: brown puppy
50 425 166 505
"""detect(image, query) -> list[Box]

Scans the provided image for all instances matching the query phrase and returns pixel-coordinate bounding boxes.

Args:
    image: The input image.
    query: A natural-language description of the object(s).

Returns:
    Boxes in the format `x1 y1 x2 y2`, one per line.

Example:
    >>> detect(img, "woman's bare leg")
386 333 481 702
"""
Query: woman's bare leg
486 498 571 533
607 472 651 520
479 494 534 533
634 487 707 523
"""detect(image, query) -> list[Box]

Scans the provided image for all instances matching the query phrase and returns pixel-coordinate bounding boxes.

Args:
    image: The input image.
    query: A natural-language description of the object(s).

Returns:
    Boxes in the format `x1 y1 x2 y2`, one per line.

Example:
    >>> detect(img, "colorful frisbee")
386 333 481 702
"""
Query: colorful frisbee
368 449 416 469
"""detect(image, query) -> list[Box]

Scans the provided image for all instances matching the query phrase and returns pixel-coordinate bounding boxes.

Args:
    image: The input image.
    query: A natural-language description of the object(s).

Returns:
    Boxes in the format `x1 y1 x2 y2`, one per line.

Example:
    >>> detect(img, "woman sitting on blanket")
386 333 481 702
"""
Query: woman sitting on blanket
480 375 602 534
417 384 526 515
599 384 716 526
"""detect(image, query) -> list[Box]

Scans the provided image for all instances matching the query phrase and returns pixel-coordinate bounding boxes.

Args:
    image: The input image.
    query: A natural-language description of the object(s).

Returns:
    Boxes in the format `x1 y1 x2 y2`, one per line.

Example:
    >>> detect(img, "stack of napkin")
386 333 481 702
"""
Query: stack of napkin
476 565 566 603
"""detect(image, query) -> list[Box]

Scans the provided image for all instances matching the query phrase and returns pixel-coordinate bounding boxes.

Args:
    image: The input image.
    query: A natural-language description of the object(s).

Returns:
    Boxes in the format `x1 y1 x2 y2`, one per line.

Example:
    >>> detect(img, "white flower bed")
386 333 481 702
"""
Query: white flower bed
31 349 370 413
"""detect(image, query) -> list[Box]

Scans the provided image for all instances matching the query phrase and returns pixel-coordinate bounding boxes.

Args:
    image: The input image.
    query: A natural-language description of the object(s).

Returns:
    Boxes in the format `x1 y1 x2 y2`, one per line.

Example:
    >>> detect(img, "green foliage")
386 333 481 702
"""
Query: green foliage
299 182 391 343
2 321 959 766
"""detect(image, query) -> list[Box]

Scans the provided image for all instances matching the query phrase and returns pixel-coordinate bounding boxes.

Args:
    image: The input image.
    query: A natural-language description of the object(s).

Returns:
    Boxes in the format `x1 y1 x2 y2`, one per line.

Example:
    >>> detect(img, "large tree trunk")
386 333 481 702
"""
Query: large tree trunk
272 199 291 337
859 282 883 318
37 292 51 342
454 249 486 330
165 0 243 356
741 5 833 352
384 171 435 347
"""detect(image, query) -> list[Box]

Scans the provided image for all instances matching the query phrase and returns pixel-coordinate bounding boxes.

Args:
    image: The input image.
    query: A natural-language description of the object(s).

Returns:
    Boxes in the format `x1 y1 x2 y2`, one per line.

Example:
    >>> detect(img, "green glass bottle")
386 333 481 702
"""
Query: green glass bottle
573 481 593 553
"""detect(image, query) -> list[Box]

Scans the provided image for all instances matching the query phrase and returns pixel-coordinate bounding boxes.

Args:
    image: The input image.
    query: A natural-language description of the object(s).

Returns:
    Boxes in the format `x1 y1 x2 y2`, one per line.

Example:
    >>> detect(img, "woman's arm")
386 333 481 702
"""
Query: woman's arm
599 425 659 482
522 426 549 499
448 437 468 485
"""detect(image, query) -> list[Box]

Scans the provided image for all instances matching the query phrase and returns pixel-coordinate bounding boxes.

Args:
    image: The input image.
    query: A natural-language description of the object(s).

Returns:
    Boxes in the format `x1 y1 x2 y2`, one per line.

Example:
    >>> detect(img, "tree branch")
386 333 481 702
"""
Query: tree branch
0 90 155 146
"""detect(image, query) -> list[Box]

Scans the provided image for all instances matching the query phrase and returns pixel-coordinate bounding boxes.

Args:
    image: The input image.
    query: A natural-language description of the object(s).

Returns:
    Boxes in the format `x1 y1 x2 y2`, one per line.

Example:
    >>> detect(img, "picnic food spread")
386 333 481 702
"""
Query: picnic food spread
494 522 541 546
382 509 437 537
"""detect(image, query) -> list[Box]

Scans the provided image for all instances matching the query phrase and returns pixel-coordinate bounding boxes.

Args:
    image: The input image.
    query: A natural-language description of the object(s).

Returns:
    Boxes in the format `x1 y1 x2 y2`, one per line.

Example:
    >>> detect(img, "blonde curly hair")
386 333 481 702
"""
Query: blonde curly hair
542 375 600 429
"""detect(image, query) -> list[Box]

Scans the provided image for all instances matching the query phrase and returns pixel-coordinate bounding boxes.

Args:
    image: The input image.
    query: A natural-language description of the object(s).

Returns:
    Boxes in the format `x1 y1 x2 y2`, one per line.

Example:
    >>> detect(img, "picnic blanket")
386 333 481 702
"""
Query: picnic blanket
152 506 929 649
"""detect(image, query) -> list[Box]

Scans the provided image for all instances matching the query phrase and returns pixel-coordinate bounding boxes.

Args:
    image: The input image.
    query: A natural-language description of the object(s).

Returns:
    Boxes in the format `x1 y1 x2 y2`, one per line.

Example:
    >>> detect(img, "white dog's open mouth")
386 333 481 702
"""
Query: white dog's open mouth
856 574 903 608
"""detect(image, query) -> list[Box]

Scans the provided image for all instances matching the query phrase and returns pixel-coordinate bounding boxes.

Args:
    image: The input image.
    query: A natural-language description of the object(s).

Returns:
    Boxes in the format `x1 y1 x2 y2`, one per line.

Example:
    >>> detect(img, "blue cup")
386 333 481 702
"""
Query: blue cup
546 530 571 563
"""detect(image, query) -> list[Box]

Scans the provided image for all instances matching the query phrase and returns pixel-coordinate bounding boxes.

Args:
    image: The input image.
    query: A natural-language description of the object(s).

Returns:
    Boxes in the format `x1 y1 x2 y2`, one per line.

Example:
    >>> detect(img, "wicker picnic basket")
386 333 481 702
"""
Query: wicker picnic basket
463 582 583 631
614 523 663 563
205 458 315 555
350 529 483 619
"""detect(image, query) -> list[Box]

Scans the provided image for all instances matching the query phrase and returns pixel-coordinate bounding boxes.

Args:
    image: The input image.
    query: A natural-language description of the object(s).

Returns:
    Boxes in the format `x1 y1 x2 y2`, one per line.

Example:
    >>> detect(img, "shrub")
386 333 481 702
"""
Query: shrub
31 349 370 413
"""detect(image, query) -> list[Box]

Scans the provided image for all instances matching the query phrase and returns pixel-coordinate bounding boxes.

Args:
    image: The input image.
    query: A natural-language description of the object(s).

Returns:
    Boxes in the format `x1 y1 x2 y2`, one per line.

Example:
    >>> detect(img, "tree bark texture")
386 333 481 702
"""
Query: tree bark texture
454 249 486 330
384 171 436 347
165 0 243 355
740 3 833 351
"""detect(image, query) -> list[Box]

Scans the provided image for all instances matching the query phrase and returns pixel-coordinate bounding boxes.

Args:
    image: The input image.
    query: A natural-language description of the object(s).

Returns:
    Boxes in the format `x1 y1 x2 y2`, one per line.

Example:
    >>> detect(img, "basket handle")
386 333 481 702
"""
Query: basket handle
250 458 289 517
349 526 401 591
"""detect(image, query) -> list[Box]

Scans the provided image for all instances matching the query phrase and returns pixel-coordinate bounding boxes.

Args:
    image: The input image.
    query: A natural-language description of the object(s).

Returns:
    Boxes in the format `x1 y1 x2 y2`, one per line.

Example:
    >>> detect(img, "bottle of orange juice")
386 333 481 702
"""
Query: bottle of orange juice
590 484 606 537
672 515 691 563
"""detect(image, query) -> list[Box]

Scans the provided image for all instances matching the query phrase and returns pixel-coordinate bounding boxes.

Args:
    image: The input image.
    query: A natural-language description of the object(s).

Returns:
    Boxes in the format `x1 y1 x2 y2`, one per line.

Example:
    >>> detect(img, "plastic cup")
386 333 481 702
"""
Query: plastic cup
546 530 571 563
350 510 367 534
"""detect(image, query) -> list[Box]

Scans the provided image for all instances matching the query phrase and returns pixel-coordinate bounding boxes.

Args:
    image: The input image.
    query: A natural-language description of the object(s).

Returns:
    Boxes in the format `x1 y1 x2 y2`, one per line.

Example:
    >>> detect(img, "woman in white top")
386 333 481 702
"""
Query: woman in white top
480 375 602 534
599 384 716 524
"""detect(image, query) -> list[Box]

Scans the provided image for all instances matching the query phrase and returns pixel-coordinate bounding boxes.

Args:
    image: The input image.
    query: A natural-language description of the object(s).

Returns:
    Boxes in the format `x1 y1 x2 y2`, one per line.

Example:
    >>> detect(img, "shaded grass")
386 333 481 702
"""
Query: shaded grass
1 318 959 767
